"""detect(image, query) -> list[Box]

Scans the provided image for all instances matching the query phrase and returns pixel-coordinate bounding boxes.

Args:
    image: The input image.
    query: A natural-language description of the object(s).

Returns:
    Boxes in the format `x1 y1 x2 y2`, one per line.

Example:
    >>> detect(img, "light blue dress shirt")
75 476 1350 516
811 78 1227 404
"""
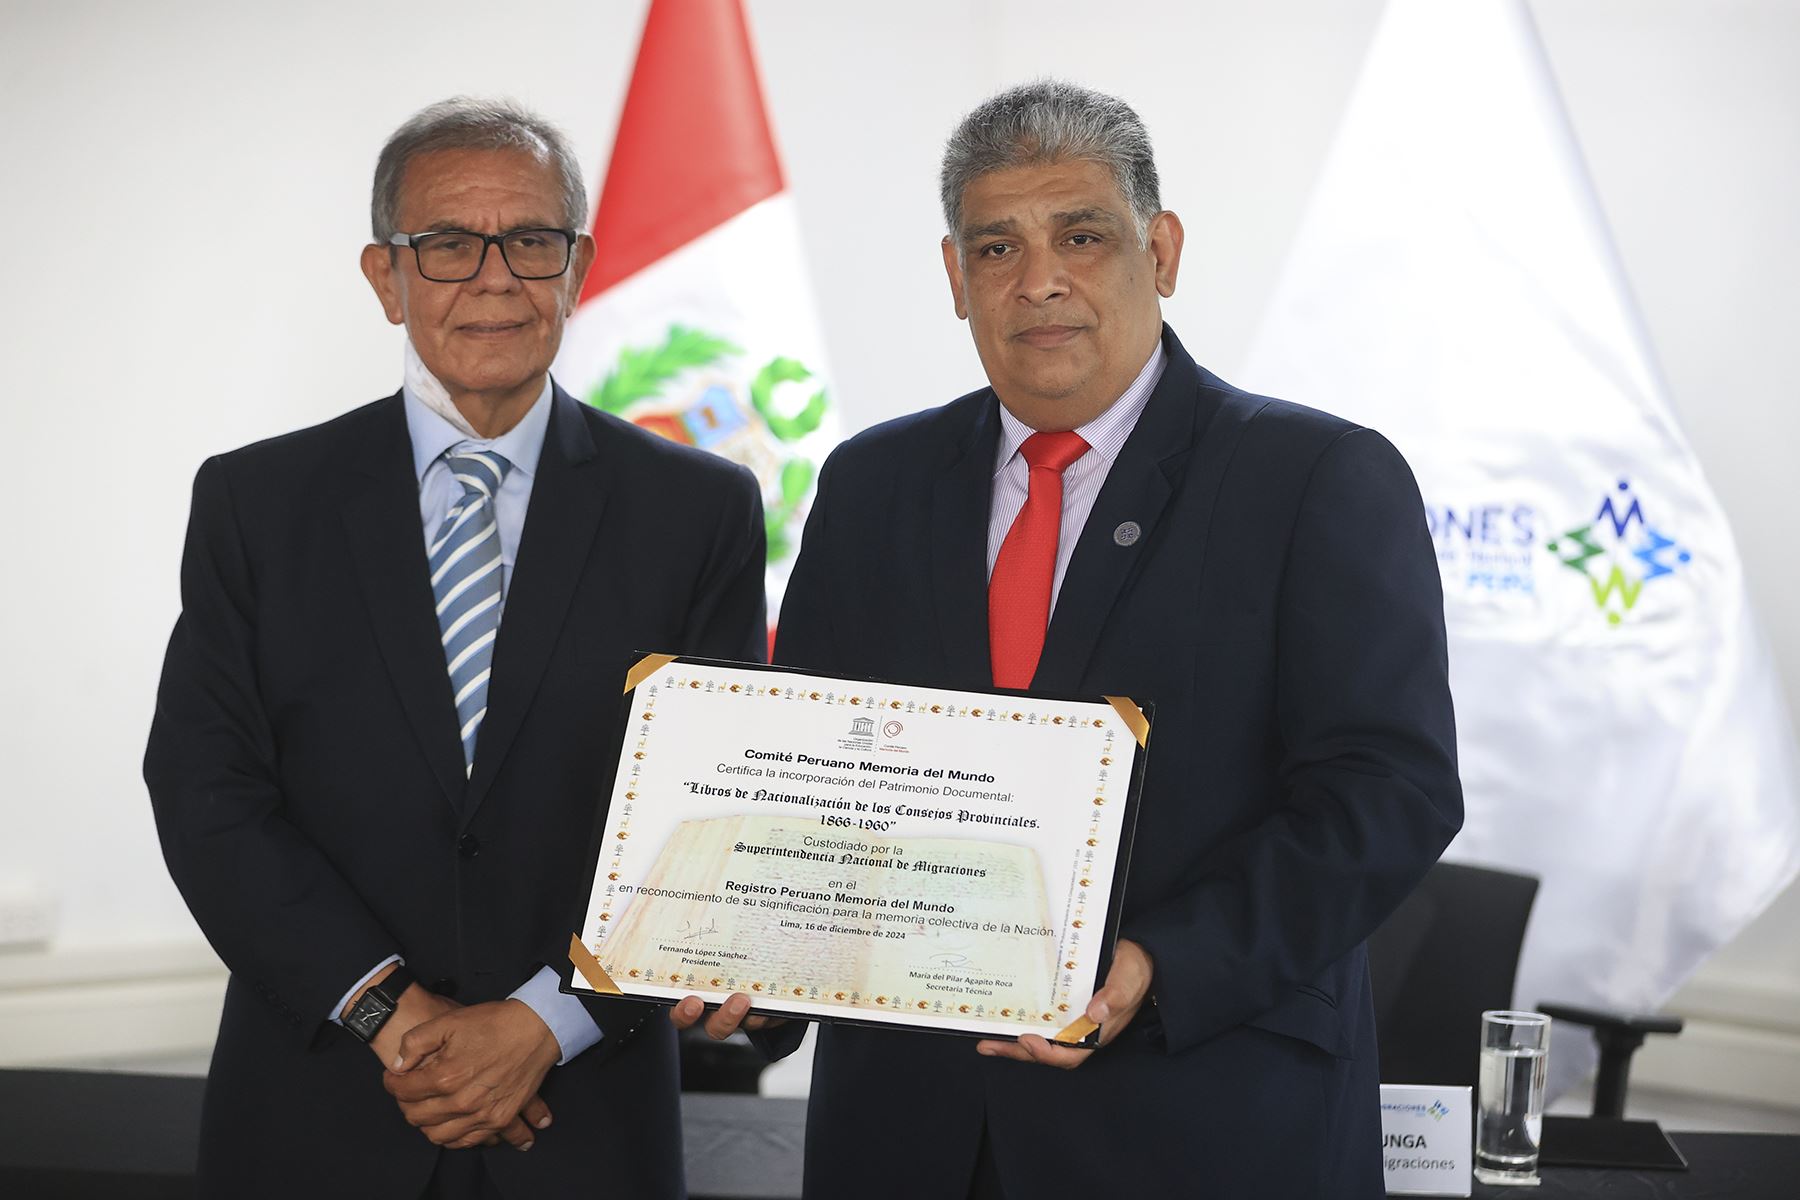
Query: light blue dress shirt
329 377 603 1064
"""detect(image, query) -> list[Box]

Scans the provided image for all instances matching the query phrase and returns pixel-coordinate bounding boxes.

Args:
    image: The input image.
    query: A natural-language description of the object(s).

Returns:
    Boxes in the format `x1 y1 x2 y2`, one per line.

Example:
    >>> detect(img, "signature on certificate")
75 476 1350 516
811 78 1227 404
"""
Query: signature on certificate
678 917 720 941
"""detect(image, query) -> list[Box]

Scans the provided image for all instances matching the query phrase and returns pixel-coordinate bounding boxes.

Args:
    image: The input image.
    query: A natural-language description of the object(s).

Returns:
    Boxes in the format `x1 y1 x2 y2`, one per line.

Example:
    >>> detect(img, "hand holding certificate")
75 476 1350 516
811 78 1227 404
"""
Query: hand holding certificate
566 656 1149 1044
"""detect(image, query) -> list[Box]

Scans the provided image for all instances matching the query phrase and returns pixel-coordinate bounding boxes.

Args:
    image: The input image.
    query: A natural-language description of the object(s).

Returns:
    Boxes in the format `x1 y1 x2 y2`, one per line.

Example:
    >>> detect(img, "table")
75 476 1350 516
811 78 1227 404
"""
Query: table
1472 1132 1800 1199
3 1068 1794 1198
0 1069 800 1200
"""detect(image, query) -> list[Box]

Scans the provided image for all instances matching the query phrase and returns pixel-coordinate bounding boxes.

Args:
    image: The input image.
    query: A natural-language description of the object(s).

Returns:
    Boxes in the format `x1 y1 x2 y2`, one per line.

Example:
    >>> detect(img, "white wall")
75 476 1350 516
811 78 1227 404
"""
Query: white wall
2 0 1796 1094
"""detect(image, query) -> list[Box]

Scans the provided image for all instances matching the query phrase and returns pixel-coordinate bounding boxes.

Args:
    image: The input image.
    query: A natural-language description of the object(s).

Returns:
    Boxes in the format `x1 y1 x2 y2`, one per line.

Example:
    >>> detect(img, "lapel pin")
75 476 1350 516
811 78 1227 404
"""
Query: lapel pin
1113 521 1141 547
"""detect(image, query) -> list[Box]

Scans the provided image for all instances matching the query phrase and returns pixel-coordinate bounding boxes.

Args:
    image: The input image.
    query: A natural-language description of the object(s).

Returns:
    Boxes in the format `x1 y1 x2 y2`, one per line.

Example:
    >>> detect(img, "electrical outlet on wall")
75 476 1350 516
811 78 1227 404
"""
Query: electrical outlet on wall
0 876 57 947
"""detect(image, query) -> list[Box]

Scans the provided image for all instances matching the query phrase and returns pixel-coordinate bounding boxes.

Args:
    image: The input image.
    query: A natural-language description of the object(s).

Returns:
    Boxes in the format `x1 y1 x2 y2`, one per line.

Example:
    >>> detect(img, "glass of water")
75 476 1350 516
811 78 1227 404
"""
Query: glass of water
1476 1010 1551 1185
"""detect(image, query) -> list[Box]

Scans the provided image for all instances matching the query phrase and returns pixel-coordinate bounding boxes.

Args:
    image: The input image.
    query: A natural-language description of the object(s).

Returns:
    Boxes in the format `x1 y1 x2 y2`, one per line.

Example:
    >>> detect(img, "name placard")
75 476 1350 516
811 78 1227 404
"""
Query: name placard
1380 1084 1472 1196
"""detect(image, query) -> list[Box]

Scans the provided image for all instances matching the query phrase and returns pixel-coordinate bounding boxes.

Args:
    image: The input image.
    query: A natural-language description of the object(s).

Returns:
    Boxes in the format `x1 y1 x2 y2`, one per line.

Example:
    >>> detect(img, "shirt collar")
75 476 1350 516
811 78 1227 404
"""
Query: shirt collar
993 340 1168 475
402 374 554 485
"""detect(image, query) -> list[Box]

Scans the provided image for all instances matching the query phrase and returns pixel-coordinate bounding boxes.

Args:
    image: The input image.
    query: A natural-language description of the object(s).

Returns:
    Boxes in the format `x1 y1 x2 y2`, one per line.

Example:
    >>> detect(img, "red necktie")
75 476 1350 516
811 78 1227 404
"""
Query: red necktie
989 430 1091 689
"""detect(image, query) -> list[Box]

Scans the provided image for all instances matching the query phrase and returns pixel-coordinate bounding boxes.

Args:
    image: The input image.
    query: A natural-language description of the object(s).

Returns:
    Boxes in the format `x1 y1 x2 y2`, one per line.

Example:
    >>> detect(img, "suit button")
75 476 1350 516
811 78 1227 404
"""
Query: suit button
432 977 458 998
458 834 480 859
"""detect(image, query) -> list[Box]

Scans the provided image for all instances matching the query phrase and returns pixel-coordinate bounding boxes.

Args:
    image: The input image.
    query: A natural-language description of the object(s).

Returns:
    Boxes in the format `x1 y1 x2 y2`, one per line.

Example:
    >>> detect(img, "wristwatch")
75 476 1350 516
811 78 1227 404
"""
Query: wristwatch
344 965 417 1043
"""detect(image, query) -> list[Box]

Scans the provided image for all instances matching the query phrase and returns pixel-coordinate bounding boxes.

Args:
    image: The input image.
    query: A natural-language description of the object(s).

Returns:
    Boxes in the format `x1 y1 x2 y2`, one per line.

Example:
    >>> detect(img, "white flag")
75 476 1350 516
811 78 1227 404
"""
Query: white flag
1242 0 1800 1092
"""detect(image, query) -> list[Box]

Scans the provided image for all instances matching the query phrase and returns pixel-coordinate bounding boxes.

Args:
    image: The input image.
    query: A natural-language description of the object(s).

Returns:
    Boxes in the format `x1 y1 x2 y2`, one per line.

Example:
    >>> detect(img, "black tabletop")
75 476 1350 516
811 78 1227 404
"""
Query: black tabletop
0 1069 803 1200
4 1068 1795 1199
1471 1131 1799 1199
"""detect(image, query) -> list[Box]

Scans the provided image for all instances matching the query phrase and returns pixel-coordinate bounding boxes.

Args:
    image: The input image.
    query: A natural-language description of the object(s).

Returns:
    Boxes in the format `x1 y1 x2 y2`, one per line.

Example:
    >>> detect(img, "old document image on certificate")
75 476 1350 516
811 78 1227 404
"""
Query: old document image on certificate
567 658 1149 1042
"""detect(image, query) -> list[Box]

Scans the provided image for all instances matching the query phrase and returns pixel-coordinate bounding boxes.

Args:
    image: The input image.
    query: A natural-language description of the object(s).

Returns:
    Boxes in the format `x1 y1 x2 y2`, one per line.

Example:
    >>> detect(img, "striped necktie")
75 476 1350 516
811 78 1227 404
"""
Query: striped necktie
430 449 513 773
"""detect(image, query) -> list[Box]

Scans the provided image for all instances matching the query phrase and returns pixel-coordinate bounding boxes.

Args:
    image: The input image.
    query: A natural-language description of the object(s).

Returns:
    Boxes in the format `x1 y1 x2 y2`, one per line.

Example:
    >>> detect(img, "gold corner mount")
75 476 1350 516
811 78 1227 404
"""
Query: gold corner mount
568 934 624 995
1101 697 1149 748
1051 1015 1101 1045
623 653 681 695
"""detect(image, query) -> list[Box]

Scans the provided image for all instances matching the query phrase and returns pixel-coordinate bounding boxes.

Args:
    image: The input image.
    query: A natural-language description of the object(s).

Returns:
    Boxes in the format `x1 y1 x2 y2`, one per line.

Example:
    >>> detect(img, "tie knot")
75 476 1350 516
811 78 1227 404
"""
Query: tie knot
446 450 513 501
1020 430 1090 474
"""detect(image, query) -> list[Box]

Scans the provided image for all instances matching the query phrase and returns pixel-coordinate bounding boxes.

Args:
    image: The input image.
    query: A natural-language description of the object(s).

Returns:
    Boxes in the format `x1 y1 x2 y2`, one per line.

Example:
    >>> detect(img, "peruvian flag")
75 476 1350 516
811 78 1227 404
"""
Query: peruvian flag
556 0 838 611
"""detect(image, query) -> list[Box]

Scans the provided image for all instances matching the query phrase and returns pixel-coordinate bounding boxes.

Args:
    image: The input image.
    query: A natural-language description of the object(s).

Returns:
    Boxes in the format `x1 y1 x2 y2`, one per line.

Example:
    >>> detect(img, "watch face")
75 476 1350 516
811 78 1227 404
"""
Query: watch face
347 991 396 1042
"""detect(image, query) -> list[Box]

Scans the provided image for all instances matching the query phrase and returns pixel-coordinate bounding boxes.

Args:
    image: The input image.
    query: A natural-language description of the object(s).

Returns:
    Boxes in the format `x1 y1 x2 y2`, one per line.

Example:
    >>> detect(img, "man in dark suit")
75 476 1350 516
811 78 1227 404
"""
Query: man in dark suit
677 80 1462 1197
145 98 765 1198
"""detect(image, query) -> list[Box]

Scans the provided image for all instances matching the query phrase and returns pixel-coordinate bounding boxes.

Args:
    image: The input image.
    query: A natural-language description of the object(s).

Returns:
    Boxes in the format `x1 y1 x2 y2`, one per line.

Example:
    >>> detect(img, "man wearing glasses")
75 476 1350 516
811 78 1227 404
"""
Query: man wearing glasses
145 98 766 1199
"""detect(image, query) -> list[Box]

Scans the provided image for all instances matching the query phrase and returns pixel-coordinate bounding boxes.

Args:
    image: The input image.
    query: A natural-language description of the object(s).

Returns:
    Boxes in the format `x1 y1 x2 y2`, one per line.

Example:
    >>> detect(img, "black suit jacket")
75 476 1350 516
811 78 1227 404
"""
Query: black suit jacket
145 385 766 1198
769 329 1462 1199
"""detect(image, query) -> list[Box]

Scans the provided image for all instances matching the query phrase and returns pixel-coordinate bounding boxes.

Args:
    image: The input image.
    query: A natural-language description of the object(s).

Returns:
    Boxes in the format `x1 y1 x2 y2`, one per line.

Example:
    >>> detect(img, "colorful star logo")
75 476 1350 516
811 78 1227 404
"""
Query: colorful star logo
1546 479 1692 626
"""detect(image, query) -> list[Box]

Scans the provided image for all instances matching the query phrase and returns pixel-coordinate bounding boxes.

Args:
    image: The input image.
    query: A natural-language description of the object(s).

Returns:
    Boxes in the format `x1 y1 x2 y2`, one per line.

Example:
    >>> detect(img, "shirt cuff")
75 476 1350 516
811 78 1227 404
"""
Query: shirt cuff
512 965 603 1064
330 954 403 1024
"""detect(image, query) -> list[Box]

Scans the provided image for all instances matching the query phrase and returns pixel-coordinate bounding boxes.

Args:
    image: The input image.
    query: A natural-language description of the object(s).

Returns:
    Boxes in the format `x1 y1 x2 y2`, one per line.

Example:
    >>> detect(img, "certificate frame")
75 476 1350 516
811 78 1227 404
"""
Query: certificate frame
561 653 1151 1046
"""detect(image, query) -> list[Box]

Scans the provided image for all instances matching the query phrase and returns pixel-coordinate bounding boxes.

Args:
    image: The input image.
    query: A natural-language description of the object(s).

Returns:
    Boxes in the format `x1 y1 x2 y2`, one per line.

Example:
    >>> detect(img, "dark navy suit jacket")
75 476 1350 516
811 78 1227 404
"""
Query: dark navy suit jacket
145 386 766 1198
768 328 1462 1198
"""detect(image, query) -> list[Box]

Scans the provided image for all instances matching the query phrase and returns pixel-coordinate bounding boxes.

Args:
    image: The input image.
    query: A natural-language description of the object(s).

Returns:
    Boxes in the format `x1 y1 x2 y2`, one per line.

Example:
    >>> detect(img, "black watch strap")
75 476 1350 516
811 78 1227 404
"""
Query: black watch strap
344 965 417 1043
368 965 416 1008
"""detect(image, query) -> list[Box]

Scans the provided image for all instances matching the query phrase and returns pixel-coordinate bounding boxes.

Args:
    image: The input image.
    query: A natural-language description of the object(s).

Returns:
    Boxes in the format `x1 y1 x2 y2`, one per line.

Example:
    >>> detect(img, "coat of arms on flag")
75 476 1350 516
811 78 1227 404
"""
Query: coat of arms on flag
585 324 827 563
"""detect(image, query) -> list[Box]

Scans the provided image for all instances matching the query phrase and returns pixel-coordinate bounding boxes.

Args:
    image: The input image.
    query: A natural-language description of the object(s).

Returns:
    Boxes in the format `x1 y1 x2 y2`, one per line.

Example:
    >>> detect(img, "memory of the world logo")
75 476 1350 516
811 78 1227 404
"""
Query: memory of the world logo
586 324 829 564
1546 479 1693 627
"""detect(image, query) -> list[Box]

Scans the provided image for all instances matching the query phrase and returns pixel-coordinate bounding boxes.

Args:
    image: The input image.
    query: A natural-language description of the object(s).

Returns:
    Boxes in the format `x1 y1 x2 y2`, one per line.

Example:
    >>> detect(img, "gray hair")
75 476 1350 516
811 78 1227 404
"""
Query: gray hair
371 97 587 242
940 79 1161 249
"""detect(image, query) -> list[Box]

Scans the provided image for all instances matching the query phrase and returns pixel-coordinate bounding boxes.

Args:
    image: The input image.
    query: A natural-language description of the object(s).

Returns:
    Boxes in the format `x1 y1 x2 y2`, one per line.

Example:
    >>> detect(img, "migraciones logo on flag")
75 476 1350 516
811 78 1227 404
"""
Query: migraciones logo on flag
1546 479 1695 628
1242 0 1800 1093
555 0 837 607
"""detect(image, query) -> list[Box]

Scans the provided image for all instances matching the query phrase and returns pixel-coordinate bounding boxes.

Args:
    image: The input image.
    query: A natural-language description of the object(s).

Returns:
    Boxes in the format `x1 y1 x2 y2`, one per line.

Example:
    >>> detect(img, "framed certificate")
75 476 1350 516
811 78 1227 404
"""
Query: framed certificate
563 654 1150 1046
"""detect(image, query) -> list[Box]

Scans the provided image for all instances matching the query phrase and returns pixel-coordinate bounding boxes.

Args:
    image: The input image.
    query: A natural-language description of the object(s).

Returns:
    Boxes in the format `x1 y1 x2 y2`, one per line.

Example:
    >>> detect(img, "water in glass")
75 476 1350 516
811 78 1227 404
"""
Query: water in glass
1476 1042 1547 1184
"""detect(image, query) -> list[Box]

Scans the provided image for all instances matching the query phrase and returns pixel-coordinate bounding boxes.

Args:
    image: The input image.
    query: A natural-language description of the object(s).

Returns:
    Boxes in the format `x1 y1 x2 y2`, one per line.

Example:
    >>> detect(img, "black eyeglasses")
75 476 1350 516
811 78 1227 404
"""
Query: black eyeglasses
386 228 577 282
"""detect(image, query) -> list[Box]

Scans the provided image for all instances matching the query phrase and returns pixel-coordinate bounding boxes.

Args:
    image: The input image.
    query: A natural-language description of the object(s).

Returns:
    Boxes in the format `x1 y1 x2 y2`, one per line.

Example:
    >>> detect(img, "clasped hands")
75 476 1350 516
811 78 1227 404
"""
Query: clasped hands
672 937 1154 1069
362 980 561 1151
352 939 1152 1148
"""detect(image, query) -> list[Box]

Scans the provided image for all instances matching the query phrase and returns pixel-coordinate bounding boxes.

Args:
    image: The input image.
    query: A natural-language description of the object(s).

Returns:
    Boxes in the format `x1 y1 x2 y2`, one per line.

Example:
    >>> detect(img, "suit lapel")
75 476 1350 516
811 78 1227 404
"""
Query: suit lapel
463 387 606 823
1031 330 1214 695
930 396 1003 689
339 395 467 810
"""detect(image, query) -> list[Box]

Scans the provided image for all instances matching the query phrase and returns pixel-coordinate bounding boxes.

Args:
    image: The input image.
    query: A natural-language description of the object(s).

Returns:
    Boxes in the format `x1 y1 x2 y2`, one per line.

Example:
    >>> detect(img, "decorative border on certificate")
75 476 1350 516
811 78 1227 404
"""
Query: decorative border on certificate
564 655 1150 1044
